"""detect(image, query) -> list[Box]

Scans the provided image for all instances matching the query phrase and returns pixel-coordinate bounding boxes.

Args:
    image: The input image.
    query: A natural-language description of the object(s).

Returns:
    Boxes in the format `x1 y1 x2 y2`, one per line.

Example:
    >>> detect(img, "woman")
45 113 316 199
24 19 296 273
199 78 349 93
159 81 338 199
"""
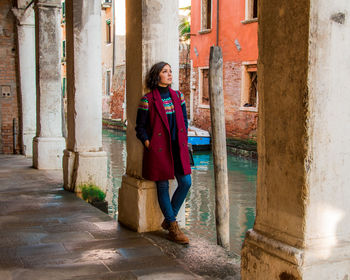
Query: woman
135 61 192 244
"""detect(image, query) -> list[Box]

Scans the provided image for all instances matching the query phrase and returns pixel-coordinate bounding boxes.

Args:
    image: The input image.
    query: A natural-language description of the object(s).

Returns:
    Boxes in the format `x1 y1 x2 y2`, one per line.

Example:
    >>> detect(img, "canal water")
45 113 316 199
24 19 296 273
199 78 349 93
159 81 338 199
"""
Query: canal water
102 128 257 256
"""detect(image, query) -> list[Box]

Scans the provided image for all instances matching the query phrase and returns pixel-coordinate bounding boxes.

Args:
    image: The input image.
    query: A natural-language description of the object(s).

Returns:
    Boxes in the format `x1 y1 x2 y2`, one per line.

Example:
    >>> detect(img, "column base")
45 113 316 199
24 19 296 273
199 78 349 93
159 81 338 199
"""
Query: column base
33 137 66 169
118 174 163 232
241 229 350 280
63 150 108 193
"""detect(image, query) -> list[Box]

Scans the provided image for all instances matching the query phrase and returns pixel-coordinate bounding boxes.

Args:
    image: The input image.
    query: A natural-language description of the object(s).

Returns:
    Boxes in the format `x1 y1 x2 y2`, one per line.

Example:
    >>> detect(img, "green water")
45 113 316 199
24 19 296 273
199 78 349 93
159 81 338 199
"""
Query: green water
102 128 257 255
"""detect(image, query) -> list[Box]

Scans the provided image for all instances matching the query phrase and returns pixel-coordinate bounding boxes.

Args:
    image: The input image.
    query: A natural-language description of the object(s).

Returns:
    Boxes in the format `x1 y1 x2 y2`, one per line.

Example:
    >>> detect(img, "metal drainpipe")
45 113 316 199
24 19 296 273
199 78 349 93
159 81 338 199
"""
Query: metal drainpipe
216 0 219 46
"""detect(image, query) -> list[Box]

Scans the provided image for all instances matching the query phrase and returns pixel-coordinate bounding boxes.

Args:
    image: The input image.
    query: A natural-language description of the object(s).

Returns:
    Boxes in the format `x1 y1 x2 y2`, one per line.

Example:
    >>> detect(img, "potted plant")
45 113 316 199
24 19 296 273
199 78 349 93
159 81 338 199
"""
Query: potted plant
81 184 108 214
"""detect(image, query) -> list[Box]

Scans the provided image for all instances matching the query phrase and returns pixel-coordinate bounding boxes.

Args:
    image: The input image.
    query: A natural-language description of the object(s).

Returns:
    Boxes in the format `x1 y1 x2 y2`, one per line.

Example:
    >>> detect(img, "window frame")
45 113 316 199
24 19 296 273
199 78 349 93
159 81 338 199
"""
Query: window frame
240 62 258 112
106 19 112 44
200 0 213 33
105 69 112 96
241 0 258 24
198 67 210 109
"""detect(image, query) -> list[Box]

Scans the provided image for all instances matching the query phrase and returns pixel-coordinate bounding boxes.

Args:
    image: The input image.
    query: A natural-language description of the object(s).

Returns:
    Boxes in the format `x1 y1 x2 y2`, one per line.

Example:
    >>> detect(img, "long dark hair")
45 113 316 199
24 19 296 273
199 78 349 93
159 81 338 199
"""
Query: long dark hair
146 61 170 90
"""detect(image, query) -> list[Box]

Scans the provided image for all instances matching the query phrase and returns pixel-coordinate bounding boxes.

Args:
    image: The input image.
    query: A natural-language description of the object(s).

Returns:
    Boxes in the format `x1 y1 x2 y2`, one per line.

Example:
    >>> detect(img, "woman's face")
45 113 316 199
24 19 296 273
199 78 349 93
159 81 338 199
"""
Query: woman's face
158 64 172 87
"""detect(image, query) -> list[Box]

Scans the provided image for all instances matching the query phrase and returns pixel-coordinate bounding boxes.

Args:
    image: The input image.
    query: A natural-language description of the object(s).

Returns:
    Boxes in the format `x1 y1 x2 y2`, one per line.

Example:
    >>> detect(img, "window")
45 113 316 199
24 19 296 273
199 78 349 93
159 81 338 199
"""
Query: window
62 40 66 58
62 77 66 97
199 68 210 107
106 70 111 95
201 0 212 30
62 2 65 18
241 64 258 111
106 19 111 44
245 0 258 21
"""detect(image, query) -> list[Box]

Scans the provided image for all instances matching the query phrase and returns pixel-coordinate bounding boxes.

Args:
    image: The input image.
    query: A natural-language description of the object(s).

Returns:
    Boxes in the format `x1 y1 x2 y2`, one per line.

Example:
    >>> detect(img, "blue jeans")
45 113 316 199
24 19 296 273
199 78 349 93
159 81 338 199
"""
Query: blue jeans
156 174 192 222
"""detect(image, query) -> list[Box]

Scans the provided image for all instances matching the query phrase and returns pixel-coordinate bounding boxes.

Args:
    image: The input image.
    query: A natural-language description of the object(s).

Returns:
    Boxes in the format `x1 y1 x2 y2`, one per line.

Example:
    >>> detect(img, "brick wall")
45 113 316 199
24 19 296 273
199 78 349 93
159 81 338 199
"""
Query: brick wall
191 61 258 140
179 42 190 117
0 0 20 154
110 65 125 120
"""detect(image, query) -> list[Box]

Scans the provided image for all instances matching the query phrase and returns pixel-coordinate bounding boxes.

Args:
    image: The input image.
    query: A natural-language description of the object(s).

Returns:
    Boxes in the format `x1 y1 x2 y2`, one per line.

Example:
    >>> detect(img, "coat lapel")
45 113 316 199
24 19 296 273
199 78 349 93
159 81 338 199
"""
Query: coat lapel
152 88 170 133
169 88 184 127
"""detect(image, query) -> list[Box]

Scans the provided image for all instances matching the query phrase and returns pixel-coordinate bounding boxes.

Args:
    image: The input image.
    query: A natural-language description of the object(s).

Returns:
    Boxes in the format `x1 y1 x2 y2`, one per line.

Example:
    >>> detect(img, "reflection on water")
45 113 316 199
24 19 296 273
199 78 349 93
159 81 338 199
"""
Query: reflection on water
102 129 126 220
102 129 257 255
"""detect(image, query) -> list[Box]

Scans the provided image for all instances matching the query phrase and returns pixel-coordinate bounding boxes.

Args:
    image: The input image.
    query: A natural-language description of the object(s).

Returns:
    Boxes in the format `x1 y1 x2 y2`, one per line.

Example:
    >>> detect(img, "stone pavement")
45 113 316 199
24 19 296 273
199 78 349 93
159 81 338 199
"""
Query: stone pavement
0 155 201 280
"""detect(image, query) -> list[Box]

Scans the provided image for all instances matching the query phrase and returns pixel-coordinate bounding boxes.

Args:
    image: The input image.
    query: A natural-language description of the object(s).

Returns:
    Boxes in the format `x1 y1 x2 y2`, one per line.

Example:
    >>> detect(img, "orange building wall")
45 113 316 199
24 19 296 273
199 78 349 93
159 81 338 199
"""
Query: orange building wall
190 0 258 140
191 0 258 66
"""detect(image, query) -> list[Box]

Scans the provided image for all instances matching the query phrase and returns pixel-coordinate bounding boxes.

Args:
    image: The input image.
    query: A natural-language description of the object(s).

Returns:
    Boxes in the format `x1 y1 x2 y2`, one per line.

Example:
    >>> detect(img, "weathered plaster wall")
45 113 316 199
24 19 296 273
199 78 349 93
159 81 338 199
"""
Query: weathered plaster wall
14 4 36 156
304 0 350 270
190 0 258 67
242 0 350 278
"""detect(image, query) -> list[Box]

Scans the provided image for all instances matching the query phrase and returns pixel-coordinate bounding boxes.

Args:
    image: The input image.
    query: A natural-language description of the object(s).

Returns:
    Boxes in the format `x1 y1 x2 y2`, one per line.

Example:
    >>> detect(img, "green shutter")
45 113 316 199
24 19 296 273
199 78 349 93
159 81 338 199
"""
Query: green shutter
62 2 65 17
62 77 66 97
62 41 66 57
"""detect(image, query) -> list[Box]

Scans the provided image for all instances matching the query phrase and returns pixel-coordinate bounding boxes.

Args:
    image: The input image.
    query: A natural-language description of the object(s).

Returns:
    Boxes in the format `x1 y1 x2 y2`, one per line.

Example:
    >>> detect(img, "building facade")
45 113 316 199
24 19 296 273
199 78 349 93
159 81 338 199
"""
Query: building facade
101 0 114 119
190 0 258 140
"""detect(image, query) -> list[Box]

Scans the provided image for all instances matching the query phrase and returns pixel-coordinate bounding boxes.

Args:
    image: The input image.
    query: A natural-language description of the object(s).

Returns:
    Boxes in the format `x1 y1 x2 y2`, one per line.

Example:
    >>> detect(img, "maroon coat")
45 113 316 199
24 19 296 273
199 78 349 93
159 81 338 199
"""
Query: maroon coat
141 88 191 181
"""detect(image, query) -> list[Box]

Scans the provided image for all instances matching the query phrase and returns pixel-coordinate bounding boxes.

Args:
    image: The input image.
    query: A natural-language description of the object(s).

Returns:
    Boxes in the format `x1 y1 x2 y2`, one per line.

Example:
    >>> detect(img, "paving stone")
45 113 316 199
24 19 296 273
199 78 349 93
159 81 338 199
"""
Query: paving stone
104 254 181 272
15 243 67 257
0 155 203 279
0 231 47 247
21 249 123 268
63 236 150 252
70 271 137 280
133 266 201 280
40 231 94 243
118 245 164 258
4 262 110 280
0 251 24 269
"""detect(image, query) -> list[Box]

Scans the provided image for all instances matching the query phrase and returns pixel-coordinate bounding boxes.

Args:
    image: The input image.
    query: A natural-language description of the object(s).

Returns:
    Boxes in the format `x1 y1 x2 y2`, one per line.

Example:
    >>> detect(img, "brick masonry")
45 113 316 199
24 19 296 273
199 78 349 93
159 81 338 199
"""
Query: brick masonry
110 65 125 120
191 61 258 140
0 0 20 154
179 42 191 118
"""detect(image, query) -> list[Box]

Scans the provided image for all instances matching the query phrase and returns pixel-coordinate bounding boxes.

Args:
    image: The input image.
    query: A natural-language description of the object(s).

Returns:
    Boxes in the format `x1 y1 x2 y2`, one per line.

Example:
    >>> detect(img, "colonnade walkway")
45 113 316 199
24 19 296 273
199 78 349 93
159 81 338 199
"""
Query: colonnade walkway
0 155 204 280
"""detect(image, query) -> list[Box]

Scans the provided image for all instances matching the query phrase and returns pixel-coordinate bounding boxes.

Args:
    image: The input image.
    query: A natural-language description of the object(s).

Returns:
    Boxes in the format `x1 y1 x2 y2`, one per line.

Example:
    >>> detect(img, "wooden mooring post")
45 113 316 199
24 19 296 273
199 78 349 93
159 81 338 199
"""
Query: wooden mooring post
209 46 230 250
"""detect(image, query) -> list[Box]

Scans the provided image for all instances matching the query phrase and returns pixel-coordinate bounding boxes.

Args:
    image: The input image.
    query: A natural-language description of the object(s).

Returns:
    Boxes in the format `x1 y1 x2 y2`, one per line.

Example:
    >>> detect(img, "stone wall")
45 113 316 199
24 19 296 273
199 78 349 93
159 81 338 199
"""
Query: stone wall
191 61 258 140
0 0 20 154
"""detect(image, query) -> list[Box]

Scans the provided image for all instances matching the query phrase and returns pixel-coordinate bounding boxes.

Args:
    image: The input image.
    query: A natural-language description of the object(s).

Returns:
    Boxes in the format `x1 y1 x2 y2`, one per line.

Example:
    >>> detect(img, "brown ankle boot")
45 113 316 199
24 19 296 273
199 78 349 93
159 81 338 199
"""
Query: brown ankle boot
161 219 170 231
168 221 189 244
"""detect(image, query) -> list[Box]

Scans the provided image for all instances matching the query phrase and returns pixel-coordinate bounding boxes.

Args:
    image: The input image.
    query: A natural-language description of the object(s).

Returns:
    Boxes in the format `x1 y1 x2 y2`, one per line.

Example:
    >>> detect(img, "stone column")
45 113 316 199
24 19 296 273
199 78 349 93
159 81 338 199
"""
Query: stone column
241 0 350 279
62 0 107 193
12 3 36 157
118 0 181 232
33 0 65 169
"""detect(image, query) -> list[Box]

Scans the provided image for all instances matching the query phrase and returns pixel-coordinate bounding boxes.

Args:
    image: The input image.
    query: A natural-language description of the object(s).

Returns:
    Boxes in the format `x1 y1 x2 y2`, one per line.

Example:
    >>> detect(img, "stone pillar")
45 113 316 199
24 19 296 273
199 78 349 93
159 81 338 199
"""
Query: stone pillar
241 1 350 279
33 0 65 169
62 0 107 193
12 3 36 157
118 0 181 232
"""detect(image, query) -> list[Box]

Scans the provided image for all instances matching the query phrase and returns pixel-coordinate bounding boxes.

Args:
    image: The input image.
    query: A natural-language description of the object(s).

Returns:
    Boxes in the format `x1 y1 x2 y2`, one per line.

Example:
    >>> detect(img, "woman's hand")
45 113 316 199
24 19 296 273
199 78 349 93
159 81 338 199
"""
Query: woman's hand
145 140 150 149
